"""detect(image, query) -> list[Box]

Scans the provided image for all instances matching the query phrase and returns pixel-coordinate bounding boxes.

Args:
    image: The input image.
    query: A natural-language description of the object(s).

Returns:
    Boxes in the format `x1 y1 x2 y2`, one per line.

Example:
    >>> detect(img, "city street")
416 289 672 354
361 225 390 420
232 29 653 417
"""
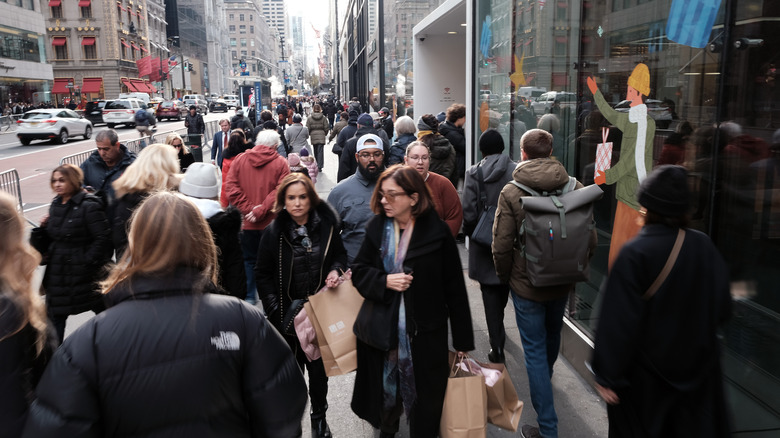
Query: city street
4 122 609 437
0 109 230 225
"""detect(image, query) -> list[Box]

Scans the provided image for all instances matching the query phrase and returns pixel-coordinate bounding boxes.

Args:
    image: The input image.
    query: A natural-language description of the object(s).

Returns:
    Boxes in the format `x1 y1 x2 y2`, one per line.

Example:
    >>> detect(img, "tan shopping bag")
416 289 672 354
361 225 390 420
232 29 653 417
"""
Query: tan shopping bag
440 352 488 438
305 278 363 376
478 360 523 431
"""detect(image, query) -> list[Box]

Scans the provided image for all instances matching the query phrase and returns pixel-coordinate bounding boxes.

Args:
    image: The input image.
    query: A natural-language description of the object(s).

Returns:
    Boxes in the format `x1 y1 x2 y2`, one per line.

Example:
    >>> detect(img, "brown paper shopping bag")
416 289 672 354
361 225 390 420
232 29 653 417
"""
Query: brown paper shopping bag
440 352 488 438
478 360 524 432
306 279 363 376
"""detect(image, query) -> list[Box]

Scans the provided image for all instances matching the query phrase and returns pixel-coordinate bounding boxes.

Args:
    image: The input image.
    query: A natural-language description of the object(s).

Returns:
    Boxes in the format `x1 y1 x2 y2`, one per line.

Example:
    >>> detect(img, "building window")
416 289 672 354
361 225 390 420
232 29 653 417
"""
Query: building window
249 14 253 21
251 50 255 56
250 40 254 47
241 50 247 57
251 64 256 73
83 43 97 59
250 25 254 33
232 50 237 59
239 25 246 34
240 38 246 47
51 4 63 19
80 5 92 18
229 25 235 32
239 14 244 21
229 13 234 20
53 38 68 60
230 38 236 46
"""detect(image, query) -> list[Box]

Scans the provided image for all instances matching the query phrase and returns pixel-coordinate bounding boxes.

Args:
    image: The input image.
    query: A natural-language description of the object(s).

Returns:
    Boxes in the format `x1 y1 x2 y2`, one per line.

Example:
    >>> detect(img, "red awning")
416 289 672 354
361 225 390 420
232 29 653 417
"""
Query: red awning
122 78 138 92
48 0 61 6
52 37 67 46
131 79 149 93
81 37 96 46
556 36 568 43
81 78 103 94
78 0 91 6
121 40 130 49
52 78 71 94
131 42 140 51
140 45 149 53
146 82 157 93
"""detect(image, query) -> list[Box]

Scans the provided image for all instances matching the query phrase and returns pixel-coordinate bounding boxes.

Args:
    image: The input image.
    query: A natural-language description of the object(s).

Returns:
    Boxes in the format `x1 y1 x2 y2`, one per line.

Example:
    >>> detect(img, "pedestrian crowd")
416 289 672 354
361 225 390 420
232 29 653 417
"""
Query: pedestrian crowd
1 96 733 438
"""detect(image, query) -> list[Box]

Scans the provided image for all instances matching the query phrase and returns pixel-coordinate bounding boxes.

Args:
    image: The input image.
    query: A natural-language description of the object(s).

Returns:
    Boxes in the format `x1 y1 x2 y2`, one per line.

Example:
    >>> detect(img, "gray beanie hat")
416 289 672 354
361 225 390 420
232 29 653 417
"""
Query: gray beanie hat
637 165 689 217
179 162 222 199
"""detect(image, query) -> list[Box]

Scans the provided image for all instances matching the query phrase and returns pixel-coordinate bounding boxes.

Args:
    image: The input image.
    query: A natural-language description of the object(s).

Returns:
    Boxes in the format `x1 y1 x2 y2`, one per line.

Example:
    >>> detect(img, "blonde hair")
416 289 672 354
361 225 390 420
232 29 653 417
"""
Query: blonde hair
113 143 181 198
165 132 190 154
102 192 218 293
0 193 48 355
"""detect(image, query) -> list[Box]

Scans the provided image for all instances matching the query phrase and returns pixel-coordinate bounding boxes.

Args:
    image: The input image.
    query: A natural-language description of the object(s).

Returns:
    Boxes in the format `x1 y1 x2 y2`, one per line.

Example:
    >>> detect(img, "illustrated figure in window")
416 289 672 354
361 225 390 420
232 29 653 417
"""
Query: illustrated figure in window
588 63 656 269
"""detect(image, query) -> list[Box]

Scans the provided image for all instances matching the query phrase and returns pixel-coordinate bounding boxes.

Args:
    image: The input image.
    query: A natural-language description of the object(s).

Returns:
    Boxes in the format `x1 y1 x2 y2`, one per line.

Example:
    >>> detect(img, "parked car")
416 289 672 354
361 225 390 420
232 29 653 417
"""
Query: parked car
614 99 673 128
102 98 145 128
156 100 188 121
222 94 239 109
184 98 208 115
209 99 228 112
83 100 106 126
529 91 577 116
147 99 163 115
16 109 93 145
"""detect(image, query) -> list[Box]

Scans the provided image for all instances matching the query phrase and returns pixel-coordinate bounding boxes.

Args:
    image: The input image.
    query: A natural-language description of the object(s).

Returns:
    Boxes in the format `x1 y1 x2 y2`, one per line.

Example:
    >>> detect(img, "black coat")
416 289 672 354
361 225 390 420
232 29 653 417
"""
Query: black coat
207 207 247 300
30 192 112 316
79 145 136 204
0 294 54 438
23 267 308 438
112 191 146 260
350 209 474 434
438 120 466 179
592 225 732 437
185 112 205 134
255 202 347 335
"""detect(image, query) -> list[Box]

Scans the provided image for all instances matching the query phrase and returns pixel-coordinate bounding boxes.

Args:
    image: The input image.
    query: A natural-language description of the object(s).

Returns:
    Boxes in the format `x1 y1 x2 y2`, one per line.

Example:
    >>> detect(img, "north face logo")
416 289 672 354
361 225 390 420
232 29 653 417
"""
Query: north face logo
211 331 240 351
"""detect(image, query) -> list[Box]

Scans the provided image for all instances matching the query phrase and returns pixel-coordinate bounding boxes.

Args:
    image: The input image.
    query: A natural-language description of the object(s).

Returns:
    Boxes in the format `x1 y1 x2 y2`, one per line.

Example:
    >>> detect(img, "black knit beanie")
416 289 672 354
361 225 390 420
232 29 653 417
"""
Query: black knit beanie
637 165 689 217
479 129 505 156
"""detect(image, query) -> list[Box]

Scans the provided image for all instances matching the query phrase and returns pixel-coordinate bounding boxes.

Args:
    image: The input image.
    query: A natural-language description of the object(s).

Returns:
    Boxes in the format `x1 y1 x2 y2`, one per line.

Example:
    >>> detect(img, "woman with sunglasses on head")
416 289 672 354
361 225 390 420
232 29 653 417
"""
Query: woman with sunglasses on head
255 173 347 438
350 164 474 438
165 133 195 172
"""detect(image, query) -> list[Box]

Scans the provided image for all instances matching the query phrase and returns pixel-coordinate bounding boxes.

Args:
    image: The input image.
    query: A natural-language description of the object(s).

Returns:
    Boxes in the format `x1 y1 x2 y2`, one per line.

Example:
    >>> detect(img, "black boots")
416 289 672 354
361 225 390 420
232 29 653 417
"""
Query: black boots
311 416 332 438
488 347 505 363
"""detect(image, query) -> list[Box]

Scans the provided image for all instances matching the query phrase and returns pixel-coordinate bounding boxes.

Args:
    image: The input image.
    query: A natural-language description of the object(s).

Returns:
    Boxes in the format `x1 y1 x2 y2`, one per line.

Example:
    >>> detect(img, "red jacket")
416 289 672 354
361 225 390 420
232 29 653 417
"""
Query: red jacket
225 145 290 230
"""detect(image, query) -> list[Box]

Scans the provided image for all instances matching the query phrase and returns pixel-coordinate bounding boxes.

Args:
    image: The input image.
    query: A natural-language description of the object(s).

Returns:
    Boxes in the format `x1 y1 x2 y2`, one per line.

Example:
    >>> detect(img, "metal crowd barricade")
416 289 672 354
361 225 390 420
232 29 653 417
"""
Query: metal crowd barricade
0 168 36 225
60 149 97 166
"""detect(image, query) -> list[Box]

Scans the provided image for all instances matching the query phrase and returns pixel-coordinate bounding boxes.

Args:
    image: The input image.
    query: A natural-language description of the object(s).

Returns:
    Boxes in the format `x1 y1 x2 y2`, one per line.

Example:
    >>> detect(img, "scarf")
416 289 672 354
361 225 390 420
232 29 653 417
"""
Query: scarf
629 104 648 183
417 130 433 139
381 217 417 419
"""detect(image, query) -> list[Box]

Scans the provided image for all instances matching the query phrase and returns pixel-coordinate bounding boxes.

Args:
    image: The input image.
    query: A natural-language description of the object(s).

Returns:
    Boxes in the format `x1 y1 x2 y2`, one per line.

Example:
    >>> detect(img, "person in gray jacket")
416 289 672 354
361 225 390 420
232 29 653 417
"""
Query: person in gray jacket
285 114 310 154
327 135 385 264
462 129 516 363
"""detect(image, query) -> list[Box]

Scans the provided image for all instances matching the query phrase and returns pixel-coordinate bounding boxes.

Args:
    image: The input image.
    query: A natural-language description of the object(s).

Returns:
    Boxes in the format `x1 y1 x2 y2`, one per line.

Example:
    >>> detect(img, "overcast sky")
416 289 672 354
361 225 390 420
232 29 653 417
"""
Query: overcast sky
286 0 331 71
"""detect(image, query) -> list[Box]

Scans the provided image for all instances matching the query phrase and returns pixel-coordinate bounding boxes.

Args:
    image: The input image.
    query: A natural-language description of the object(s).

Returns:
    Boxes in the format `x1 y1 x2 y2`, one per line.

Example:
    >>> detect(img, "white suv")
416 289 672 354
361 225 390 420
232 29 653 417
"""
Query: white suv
222 95 239 109
102 98 145 129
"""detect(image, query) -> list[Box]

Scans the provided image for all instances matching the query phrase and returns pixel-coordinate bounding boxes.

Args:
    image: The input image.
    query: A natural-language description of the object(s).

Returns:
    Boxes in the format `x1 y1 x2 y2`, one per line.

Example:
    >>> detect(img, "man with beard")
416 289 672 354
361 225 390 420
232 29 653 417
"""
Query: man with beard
327 134 385 264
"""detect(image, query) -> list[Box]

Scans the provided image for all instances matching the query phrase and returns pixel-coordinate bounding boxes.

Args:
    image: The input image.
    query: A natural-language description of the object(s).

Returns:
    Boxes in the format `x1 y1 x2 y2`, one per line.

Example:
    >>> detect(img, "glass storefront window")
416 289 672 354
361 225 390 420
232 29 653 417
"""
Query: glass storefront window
474 0 780 433
0 25 43 63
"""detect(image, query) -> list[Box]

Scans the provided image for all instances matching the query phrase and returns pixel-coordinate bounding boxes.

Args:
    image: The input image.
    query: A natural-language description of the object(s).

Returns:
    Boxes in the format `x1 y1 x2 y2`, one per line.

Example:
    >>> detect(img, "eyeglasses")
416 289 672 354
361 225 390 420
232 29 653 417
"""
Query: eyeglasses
407 154 430 162
296 225 312 252
358 151 383 160
378 190 408 203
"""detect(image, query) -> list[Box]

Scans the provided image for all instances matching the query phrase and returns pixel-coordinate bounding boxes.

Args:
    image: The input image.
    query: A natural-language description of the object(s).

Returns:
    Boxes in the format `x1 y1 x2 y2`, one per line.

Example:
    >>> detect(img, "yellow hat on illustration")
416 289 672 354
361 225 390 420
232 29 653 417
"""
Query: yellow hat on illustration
627 63 650 96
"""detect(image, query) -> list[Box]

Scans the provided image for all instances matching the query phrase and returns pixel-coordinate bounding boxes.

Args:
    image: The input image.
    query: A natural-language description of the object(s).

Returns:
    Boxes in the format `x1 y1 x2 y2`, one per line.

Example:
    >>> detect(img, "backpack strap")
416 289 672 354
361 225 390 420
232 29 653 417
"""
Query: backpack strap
509 180 539 197
477 164 488 211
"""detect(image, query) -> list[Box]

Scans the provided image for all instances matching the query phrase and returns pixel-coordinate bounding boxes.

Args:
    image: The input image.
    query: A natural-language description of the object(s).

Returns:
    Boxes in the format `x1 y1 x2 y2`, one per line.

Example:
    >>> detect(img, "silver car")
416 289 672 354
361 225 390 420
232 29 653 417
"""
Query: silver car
16 109 93 145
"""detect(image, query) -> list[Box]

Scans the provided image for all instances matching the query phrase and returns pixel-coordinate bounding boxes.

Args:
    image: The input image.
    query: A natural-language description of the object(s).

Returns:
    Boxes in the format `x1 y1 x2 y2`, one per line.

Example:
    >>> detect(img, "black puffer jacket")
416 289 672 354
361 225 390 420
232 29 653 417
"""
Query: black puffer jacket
425 134 457 186
438 120 466 179
23 267 308 438
112 191 147 260
30 191 112 316
255 202 347 335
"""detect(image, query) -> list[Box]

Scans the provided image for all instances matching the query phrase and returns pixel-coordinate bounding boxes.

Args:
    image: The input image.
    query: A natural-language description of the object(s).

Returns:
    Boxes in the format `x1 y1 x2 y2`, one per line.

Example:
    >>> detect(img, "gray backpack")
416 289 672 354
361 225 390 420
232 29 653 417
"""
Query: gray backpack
510 178 603 287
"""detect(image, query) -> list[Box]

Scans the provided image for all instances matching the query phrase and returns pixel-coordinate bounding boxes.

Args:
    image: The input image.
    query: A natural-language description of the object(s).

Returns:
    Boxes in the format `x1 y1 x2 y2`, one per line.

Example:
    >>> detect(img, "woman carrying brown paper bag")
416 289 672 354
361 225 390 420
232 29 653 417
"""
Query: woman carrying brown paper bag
350 165 474 437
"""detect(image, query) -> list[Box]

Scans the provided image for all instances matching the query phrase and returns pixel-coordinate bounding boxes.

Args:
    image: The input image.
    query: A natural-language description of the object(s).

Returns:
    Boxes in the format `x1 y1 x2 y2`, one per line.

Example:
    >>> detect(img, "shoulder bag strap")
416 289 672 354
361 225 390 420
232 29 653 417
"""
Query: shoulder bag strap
476 164 487 211
643 229 685 300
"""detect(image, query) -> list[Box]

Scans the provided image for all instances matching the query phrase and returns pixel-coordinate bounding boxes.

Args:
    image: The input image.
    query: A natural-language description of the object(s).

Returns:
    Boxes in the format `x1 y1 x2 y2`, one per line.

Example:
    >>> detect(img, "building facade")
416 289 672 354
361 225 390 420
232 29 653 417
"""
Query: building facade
0 0 54 106
43 0 158 102
166 0 209 95
225 0 280 94
206 0 230 96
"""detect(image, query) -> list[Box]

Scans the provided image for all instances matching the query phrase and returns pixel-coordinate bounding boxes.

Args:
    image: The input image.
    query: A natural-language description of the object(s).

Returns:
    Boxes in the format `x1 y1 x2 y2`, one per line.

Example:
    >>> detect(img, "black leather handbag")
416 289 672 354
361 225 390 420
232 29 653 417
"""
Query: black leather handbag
470 165 496 247
353 292 401 351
